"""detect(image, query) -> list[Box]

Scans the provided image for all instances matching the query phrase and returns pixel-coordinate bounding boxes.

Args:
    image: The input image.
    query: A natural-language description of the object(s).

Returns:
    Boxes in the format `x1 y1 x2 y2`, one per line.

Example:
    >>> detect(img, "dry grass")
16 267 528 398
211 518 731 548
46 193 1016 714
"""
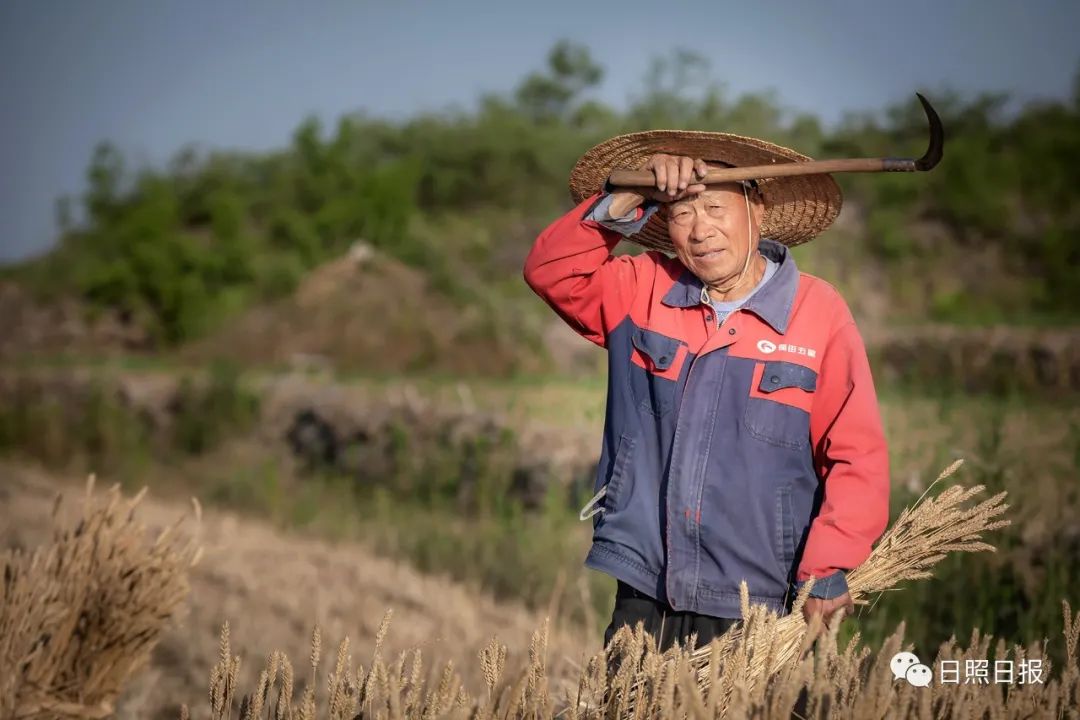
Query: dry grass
0 476 200 719
185 461 1080 718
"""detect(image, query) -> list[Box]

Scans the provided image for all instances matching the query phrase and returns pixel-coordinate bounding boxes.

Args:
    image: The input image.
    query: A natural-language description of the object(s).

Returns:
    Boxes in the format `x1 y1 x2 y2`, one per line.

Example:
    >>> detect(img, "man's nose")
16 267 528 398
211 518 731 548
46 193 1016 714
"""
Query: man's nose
690 215 712 242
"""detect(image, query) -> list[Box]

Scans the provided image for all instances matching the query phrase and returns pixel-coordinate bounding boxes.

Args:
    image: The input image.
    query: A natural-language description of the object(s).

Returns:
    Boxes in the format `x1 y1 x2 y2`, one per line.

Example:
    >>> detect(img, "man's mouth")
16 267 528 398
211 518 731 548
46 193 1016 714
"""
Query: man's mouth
694 249 726 259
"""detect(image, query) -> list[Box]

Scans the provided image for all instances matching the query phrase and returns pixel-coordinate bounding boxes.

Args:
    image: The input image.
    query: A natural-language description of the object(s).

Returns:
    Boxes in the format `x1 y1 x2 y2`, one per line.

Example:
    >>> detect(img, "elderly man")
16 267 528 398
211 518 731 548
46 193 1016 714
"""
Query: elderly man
523 131 890 651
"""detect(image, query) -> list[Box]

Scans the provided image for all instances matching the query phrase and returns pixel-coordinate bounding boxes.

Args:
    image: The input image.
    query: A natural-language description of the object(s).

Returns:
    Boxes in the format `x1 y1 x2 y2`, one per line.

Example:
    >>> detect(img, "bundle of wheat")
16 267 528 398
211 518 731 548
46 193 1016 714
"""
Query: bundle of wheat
587 599 1079 719
596 459 1014 715
0 477 200 720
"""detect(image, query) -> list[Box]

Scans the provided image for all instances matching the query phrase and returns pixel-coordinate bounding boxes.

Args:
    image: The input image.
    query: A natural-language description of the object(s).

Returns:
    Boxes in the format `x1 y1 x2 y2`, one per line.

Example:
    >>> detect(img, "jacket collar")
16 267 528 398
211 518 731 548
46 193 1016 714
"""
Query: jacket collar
661 238 799 334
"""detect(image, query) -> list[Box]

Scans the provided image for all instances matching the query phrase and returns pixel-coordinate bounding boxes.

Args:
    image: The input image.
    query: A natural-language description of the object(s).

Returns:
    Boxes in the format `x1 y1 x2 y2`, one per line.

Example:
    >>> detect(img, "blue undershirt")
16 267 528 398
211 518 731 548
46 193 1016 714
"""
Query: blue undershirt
703 257 778 327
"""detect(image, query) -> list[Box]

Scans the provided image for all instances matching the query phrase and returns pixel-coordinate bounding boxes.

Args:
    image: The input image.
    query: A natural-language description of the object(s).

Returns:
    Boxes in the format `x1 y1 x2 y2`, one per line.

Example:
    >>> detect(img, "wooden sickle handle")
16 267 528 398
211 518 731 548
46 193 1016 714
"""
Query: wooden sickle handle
608 157 915 187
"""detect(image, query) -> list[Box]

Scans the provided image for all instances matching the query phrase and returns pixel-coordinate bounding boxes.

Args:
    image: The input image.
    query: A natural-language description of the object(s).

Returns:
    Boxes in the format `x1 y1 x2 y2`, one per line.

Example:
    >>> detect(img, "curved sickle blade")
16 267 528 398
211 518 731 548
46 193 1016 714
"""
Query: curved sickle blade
914 92 944 171
605 92 946 187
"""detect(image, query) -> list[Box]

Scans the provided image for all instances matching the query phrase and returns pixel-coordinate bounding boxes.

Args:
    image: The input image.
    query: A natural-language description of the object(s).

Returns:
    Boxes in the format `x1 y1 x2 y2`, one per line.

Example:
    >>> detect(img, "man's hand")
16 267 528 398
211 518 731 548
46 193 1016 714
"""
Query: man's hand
802 592 855 630
607 154 709 218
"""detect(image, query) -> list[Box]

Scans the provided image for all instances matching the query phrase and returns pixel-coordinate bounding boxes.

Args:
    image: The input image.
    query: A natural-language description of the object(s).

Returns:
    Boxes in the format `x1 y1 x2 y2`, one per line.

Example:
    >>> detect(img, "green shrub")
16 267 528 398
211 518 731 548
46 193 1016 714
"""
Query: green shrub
172 361 260 454
6 47 1080 349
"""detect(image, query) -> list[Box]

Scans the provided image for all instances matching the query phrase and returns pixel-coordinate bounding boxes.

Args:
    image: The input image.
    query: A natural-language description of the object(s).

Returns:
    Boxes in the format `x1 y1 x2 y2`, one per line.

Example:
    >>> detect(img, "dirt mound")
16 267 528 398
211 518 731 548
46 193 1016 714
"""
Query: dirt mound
0 462 594 720
182 247 544 376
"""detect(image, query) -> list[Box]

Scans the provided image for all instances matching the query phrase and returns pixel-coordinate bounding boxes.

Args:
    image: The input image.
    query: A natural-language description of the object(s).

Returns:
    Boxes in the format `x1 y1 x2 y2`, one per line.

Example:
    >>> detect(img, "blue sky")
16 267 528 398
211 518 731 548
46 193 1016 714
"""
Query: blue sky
2 0 1078 261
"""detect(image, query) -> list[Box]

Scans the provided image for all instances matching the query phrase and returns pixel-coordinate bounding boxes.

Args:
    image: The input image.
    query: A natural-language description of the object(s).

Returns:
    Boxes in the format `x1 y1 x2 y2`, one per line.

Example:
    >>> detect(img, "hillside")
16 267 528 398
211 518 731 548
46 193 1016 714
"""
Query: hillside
5 238 1077 394
2 45 1077 375
0 239 600 379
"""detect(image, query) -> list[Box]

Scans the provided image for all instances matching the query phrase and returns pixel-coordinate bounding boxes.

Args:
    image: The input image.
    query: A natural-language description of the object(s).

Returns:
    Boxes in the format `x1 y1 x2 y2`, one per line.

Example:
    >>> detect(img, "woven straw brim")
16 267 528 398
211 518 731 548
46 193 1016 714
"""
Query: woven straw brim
569 130 843 249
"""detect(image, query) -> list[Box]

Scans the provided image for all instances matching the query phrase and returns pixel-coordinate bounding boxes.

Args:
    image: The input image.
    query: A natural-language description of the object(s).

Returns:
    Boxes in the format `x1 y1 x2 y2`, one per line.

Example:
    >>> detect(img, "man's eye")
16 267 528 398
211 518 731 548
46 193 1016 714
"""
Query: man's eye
707 205 723 211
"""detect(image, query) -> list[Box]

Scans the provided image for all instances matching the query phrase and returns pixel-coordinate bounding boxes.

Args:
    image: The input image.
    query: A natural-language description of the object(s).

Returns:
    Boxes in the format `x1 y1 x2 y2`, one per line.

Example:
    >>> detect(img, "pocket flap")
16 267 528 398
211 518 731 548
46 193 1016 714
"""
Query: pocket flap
759 360 817 393
631 327 680 371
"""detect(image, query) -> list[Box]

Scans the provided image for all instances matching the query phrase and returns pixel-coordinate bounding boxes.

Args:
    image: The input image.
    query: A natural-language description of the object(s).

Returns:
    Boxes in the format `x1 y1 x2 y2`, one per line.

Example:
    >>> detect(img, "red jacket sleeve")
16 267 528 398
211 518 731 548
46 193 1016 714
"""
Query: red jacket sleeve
798 317 890 591
523 193 657 347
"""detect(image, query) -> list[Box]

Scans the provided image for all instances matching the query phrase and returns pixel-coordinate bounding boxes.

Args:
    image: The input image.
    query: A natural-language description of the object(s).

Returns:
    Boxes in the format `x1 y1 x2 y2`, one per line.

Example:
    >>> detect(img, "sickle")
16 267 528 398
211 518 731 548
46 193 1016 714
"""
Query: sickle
606 93 944 188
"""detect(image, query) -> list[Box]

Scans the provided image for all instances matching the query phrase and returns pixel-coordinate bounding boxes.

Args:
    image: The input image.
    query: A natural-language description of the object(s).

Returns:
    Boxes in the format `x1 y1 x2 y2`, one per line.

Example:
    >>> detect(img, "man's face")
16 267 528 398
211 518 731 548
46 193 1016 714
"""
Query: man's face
666 183 765 286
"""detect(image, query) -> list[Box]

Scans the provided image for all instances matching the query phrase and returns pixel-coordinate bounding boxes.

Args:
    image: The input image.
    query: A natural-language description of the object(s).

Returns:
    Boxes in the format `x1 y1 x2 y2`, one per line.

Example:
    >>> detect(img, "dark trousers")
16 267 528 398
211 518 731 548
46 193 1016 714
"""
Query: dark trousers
602 581 810 717
603 581 739 652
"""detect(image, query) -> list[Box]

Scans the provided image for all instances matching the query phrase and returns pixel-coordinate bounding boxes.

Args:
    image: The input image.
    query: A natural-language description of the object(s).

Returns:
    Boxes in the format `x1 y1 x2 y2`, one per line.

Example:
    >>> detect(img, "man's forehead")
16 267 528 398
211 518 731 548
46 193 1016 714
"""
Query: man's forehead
670 186 744 207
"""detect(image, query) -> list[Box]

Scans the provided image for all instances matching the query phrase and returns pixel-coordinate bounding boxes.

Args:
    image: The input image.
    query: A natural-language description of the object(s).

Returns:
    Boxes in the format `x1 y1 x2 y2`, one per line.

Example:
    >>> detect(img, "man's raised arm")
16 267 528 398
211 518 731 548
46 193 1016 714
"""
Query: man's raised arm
522 193 657 347
524 154 705 347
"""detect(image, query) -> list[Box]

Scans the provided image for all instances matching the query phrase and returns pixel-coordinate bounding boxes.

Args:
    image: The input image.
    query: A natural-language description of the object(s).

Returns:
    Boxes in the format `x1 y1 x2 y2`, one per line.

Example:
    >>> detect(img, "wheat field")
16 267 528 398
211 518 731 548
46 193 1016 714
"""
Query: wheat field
189 600 1080 720
4 460 1078 719
181 461 1080 719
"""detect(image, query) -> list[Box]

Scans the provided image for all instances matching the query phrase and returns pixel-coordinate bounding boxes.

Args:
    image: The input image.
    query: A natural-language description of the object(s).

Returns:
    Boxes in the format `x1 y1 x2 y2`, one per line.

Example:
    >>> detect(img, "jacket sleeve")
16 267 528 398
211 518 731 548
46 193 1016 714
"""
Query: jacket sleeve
797 318 890 599
523 193 656 348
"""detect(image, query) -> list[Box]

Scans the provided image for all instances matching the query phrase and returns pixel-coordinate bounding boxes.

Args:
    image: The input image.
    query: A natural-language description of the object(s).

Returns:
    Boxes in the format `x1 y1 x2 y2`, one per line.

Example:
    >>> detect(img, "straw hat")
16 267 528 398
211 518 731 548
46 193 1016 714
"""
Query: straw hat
569 130 843 249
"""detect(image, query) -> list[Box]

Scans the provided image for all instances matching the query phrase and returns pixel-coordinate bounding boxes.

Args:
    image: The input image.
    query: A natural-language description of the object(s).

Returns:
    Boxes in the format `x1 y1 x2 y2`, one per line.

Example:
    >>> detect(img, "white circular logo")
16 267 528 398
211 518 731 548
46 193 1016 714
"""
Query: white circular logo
757 340 776 354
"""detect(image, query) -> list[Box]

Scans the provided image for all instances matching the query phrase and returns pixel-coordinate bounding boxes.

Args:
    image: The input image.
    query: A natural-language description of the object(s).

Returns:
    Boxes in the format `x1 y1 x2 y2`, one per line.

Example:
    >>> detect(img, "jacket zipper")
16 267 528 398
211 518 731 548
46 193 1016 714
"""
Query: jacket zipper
665 301 735 608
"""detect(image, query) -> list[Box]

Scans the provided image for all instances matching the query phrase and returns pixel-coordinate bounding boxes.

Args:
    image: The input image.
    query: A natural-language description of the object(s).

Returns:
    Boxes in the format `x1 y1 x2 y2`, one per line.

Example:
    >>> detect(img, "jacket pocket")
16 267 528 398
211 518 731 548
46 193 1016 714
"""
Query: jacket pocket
579 433 636 524
744 360 816 449
629 327 682 418
775 486 797 581
602 433 636 513
758 360 817 394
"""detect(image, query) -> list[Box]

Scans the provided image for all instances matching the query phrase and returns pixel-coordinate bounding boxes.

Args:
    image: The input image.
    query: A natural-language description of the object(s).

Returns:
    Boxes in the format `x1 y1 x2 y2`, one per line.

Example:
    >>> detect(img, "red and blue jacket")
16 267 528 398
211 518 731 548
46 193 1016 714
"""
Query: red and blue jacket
523 193 890 618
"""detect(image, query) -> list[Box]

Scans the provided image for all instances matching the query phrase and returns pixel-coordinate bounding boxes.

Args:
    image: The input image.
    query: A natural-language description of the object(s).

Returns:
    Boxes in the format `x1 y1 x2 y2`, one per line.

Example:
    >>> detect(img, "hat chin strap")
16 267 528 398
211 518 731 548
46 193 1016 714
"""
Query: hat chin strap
707 184 757 296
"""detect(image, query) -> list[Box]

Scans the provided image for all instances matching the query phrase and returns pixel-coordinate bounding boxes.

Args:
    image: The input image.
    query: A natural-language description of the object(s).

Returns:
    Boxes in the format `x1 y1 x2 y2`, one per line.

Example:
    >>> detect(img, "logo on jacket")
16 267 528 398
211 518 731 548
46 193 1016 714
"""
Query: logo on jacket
757 340 818 358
